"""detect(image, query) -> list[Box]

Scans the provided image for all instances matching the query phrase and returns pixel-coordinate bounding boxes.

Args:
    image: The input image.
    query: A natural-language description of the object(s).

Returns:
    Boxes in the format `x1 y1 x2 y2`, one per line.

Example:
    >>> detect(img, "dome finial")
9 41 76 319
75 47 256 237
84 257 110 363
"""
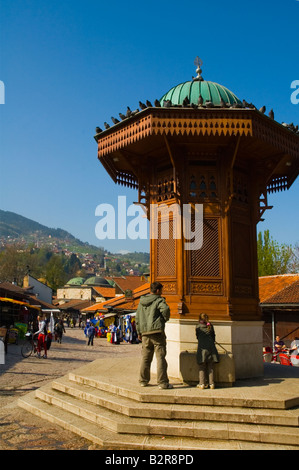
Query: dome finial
193 56 204 81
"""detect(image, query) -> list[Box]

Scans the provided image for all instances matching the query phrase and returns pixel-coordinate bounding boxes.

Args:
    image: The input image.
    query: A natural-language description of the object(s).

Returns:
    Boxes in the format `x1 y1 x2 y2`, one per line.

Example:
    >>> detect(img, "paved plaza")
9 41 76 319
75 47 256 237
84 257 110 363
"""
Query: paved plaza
0 327 298 450
0 327 141 450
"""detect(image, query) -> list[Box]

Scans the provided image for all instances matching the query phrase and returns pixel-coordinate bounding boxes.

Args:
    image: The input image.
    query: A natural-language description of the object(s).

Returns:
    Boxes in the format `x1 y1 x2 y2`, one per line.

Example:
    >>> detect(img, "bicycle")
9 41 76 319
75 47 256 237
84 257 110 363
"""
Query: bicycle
21 331 38 358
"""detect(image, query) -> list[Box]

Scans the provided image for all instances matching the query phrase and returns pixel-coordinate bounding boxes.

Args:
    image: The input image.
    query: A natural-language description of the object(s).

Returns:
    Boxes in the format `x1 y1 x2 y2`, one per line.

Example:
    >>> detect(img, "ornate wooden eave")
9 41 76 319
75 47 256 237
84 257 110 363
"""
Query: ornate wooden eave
95 107 299 192
94 94 298 322
95 107 253 157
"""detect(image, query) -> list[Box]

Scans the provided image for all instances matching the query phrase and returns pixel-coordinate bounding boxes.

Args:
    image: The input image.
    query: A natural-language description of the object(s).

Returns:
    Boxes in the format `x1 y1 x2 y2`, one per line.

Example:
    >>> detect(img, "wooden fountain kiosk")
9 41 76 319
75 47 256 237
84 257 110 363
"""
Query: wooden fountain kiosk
95 60 299 379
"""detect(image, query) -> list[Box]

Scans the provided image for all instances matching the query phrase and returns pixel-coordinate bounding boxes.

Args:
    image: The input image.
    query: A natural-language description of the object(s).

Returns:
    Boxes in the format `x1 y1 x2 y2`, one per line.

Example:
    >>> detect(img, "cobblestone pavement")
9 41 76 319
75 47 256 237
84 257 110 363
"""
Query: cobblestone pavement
0 327 141 450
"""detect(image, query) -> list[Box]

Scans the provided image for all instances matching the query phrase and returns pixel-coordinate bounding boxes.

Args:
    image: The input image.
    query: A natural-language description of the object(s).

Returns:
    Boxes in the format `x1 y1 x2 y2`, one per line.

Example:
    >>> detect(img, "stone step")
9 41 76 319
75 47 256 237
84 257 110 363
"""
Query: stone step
18 391 299 451
68 363 299 410
52 376 299 429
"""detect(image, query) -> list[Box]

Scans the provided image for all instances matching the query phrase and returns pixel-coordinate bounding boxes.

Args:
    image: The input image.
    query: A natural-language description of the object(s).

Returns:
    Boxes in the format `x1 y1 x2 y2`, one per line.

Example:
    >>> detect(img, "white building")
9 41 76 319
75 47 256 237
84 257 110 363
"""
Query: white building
23 275 53 305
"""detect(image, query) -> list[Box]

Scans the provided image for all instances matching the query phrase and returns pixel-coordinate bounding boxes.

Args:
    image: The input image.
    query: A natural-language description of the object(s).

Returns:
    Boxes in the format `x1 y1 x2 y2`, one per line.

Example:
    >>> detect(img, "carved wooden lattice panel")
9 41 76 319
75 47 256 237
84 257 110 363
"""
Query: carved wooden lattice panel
191 218 220 277
232 221 252 279
157 219 176 277
189 171 218 200
152 168 176 203
233 171 249 204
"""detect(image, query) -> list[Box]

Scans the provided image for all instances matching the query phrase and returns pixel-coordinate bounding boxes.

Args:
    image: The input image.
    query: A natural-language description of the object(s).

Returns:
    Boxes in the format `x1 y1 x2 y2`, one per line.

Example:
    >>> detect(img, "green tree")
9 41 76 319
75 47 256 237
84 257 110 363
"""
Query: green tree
45 255 67 291
64 253 82 277
26 246 53 279
115 263 121 272
0 244 29 284
257 230 293 276
288 243 299 273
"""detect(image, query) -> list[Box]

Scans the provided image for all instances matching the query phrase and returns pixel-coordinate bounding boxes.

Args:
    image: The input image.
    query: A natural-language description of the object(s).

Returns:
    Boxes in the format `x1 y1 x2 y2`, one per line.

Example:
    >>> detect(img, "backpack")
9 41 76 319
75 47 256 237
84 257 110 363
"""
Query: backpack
55 323 63 333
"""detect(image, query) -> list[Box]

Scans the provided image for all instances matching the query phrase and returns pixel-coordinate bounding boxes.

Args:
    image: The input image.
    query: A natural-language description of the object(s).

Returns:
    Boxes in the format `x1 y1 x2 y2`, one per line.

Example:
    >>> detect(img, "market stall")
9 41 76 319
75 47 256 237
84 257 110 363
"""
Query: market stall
83 311 139 344
0 296 41 340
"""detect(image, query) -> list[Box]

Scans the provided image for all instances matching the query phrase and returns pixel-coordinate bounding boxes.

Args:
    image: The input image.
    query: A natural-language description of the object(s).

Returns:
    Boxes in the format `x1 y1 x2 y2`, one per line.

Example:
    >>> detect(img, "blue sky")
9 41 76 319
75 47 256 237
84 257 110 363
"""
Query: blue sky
0 0 298 253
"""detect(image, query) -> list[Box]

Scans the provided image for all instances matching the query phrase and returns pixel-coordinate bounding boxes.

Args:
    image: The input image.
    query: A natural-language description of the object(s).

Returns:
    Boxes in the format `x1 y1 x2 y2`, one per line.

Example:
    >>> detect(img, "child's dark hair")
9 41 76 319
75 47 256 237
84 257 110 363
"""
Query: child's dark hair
199 313 211 330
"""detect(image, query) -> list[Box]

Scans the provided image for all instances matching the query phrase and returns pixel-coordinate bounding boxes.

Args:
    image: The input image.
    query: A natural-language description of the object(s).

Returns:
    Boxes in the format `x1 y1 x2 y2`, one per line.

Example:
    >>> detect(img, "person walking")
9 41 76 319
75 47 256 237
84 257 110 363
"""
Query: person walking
195 313 219 389
87 323 95 346
55 319 66 344
34 316 48 359
135 281 173 390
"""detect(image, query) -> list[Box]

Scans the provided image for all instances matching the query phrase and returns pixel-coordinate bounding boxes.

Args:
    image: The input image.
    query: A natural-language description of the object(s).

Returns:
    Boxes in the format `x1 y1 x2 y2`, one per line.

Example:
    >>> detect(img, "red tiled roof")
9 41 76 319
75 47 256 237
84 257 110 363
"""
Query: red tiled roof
28 296 57 309
82 283 150 313
58 299 94 310
0 282 29 295
92 286 116 298
259 274 299 305
0 282 56 308
110 276 147 293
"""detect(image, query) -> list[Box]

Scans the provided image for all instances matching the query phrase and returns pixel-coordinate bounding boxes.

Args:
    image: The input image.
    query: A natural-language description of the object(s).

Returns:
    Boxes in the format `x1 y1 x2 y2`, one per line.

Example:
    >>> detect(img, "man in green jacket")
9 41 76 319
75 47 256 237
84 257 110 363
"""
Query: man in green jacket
136 281 173 389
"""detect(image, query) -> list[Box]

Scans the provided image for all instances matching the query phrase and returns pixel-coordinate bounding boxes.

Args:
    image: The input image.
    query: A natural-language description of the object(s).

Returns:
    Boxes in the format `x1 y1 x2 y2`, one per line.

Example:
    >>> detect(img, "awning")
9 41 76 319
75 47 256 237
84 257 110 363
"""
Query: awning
0 297 41 310
41 309 61 313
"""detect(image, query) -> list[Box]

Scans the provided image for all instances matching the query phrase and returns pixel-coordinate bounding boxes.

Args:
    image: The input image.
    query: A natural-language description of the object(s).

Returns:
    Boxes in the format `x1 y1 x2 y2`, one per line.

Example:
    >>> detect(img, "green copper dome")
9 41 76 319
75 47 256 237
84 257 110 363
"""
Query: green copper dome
66 277 86 286
160 58 241 107
83 276 111 287
160 79 241 107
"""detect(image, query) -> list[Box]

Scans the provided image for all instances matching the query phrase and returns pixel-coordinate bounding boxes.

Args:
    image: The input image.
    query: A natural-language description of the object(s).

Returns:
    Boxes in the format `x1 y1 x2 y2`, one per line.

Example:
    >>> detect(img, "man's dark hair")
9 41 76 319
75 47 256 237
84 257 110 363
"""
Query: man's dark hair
150 281 163 293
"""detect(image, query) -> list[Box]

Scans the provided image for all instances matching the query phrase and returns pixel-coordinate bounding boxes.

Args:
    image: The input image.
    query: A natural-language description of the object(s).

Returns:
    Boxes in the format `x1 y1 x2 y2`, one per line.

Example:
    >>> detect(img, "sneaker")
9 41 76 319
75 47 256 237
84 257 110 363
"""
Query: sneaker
140 382 148 387
158 383 173 390
209 383 215 389
197 384 208 389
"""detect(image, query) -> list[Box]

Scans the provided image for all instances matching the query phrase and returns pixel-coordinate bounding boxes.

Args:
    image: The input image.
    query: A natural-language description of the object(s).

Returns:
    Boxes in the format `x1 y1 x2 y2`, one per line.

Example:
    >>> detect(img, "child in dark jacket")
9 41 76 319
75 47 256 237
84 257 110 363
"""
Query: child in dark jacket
195 313 219 389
